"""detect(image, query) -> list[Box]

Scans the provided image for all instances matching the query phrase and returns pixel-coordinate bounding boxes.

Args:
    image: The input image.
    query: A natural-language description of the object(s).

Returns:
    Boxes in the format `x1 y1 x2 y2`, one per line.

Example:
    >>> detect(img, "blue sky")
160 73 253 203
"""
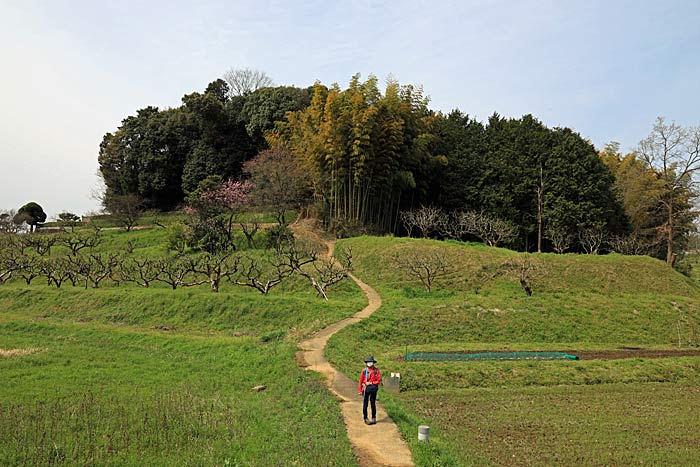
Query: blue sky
1 0 699 216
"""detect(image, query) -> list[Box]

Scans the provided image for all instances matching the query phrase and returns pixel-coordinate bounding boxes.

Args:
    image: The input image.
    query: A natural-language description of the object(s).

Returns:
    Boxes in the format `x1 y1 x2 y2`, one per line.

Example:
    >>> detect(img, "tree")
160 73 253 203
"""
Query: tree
601 142 665 255
19 234 56 256
56 212 81 231
66 253 121 289
99 106 191 210
106 194 145 231
608 234 650 255
636 117 700 266
14 202 47 232
205 78 230 103
434 112 627 251
240 86 312 146
244 149 309 225
393 250 450 293
283 242 353 300
57 230 102 256
0 210 21 233
578 224 606 255
184 177 252 253
223 68 274 97
18 255 42 285
180 90 257 195
41 257 73 288
122 258 160 288
399 207 445 238
151 256 194 290
186 252 240 293
98 81 259 211
544 222 574 254
0 236 22 284
230 253 294 295
500 255 543 296
451 211 518 247
271 75 438 232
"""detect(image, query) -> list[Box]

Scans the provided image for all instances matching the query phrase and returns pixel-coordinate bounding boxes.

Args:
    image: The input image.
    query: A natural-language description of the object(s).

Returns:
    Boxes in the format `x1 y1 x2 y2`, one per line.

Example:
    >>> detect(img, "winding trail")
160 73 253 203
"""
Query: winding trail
297 240 414 467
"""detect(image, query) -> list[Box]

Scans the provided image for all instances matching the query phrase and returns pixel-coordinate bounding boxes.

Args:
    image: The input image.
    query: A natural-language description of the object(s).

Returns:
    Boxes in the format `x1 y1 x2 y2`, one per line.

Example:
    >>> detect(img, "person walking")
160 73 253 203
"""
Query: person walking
358 355 381 425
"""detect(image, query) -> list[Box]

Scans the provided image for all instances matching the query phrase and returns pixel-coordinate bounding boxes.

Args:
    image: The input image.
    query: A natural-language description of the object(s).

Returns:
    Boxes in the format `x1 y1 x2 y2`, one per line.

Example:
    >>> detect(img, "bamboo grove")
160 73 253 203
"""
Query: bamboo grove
268 75 442 232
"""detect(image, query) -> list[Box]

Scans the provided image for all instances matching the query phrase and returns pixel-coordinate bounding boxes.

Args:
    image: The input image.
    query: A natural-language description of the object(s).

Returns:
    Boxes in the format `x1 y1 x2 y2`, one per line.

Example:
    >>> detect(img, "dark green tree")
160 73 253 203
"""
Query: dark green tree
434 112 627 251
240 86 313 147
180 90 256 194
14 202 47 232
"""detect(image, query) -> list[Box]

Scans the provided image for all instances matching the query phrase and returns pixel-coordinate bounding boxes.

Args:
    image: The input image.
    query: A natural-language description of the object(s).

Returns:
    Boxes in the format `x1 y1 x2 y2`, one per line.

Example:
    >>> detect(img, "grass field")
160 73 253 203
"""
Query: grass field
0 225 362 466
5 227 700 466
327 236 700 466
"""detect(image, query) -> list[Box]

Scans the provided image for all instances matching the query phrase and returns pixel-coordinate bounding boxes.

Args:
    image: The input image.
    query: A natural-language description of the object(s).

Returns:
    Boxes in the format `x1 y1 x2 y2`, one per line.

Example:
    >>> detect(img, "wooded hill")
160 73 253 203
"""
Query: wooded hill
98 73 698 260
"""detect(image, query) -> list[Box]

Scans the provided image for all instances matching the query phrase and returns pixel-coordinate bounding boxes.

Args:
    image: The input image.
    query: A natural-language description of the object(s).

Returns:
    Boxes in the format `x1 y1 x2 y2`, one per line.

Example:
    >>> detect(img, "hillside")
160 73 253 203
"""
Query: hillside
326 236 700 466
0 225 363 466
3 228 700 467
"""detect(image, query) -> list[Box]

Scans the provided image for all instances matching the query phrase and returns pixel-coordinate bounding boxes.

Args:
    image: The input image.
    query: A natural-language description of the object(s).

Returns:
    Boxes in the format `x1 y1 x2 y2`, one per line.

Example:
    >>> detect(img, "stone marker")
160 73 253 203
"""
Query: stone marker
418 425 430 442
385 372 401 393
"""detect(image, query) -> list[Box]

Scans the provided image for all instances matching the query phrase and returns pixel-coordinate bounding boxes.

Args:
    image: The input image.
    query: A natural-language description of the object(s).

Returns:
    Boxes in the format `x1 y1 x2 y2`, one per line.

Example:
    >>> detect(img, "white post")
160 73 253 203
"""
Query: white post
418 425 430 442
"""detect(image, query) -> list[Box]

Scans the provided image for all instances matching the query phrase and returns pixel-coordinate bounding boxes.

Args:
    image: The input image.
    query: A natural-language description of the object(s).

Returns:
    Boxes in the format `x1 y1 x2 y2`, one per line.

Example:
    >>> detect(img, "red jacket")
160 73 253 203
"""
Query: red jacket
358 366 381 393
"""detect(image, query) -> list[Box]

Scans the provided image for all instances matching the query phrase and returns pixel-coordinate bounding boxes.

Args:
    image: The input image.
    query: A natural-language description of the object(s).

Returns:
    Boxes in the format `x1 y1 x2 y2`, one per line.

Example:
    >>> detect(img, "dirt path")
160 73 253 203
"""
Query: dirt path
297 240 414 467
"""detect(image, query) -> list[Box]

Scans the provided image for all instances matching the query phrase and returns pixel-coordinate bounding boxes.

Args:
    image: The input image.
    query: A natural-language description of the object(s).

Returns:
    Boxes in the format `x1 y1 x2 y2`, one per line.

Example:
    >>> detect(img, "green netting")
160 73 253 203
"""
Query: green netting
405 351 579 362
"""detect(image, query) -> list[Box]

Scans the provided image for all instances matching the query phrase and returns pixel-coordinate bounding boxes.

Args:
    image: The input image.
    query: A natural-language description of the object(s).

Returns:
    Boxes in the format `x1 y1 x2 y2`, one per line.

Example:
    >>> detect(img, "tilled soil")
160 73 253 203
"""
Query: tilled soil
562 348 700 360
451 349 700 360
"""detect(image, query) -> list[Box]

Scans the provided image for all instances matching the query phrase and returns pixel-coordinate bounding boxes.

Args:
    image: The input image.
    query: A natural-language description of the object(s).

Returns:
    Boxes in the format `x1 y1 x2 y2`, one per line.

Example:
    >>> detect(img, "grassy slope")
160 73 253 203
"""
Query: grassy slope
0 227 362 467
327 236 700 467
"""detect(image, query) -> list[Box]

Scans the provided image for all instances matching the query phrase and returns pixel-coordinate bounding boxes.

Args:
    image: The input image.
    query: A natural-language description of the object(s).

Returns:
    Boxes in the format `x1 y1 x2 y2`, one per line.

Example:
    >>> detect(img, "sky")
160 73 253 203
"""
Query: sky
1 0 699 218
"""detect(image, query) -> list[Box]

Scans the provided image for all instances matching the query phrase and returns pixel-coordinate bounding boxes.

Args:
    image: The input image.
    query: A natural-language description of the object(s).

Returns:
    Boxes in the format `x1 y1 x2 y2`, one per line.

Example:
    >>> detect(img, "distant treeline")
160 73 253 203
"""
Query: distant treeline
98 73 698 259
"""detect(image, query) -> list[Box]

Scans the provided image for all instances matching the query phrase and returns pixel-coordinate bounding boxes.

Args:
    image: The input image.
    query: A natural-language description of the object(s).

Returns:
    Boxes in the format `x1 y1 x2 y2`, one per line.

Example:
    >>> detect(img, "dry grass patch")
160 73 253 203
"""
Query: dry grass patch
0 348 42 358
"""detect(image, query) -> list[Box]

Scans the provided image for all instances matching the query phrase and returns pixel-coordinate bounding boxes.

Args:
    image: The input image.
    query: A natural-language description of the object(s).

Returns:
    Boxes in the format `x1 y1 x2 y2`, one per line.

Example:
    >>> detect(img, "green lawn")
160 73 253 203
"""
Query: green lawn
327 236 700 467
5 229 700 466
0 225 363 466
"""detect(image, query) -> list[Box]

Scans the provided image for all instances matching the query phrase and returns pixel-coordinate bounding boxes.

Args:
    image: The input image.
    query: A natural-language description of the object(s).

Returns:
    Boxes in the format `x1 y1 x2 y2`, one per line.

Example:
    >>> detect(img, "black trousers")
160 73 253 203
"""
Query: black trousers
362 389 377 419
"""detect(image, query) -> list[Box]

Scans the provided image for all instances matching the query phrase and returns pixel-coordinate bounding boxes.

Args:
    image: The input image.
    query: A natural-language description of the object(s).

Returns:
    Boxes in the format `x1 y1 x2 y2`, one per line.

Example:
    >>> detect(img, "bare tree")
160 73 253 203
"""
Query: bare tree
230 253 294 294
57 231 101 256
187 252 241 293
544 223 574 254
578 225 606 254
399 210 417 237
0 210 22 233
454 211 517 247
152 257 194 290
501 255 544 296
0 237 22 284
238 213 263 249
223 68 274 97
637 117 700 265
287 245 353 300
400 206 445 238
41 257 73 288
121 258 160 288
18 255 42 285
66 252 121 289
20 234 57 256
608 234 652 256
394 250 450 293
106 194 144 231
